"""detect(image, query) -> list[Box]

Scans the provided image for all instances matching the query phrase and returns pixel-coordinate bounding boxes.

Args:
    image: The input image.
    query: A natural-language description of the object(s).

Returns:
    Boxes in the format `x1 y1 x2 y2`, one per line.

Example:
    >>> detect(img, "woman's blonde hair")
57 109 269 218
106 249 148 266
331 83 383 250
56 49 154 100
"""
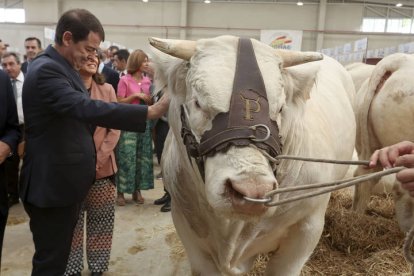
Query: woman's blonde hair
126 49 148 75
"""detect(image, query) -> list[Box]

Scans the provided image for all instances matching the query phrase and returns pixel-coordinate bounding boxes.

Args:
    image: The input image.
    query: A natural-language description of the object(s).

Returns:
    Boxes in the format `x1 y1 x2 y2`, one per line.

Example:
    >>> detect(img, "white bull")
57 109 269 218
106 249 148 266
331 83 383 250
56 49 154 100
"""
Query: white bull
152 35 355 275
345 62 375 93
352 53 414 231
345 62 394 195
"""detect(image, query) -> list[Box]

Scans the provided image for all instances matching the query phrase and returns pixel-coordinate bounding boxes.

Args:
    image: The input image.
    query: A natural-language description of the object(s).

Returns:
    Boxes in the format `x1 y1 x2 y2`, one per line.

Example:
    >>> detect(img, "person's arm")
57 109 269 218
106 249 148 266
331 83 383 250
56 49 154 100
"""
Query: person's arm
369 141 414 196
0 75 21 164
36 62 148 132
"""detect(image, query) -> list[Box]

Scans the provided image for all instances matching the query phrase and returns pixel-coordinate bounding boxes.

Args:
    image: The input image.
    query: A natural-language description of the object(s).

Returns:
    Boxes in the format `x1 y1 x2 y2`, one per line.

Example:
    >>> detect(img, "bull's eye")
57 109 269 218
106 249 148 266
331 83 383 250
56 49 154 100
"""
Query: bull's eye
195 100 201 109
279 106 283 113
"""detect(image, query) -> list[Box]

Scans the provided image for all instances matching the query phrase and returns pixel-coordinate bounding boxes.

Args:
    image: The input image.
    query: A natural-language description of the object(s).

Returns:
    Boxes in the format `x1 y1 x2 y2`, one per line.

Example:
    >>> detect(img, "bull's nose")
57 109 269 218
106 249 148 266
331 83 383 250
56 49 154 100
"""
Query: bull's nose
226 177 277 199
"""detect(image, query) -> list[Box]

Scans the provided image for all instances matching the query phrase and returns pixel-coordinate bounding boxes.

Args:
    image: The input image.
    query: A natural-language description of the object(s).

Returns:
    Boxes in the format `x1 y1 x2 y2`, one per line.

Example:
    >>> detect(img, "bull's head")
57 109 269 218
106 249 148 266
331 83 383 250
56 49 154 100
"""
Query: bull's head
151 36 322 217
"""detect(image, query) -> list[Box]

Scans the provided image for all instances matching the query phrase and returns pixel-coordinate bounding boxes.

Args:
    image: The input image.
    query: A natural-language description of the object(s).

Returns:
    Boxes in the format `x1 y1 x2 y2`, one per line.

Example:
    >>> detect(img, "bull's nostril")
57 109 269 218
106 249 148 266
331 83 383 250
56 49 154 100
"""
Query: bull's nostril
224 178 243 199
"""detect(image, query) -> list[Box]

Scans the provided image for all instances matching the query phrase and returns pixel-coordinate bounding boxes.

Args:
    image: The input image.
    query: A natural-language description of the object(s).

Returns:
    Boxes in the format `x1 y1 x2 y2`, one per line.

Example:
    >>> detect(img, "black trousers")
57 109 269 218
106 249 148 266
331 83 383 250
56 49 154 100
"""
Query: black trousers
24 202 81 276
154 119 169 165
5 124 24 200
4 153 19 199
0 164 9 268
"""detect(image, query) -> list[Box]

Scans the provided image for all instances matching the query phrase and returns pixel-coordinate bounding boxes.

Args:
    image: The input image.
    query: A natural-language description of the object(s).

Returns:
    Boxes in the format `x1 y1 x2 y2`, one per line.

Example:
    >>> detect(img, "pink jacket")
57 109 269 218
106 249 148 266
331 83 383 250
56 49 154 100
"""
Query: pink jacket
90 81 121 179
117 74 152 104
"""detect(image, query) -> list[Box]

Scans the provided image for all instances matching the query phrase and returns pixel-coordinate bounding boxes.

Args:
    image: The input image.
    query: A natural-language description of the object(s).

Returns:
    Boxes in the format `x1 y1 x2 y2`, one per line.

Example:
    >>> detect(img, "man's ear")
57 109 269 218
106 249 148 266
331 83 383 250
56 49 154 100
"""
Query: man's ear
62 31 73 47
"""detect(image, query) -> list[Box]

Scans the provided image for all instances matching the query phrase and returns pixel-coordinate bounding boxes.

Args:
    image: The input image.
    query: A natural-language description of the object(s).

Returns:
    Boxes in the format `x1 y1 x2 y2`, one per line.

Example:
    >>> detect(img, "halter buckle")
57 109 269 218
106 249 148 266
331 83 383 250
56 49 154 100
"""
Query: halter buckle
249 124 271 142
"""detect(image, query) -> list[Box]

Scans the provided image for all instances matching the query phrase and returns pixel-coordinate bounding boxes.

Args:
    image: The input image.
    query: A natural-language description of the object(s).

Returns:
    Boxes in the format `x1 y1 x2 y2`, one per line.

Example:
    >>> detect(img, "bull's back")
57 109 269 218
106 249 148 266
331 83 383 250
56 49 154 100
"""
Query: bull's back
369 57 414 147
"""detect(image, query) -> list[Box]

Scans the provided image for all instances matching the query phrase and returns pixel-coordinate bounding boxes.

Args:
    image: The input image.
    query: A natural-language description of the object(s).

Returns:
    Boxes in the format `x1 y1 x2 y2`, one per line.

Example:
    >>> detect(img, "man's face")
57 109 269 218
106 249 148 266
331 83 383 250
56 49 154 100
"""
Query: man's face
25 39 41 61
1 56 21 79
109 48 117 62
64 31 101 70
113 55 126 71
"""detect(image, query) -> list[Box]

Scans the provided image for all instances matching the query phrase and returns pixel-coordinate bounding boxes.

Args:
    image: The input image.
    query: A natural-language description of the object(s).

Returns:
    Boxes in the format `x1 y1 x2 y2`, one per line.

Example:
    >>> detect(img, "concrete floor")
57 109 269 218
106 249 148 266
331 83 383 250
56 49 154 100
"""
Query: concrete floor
1 166 191 276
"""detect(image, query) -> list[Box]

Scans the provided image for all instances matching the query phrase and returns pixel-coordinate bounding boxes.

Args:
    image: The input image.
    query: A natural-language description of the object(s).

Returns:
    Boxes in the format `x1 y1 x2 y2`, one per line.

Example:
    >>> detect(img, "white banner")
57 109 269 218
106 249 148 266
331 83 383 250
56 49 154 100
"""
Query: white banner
260 30 303 51
354 37 368 52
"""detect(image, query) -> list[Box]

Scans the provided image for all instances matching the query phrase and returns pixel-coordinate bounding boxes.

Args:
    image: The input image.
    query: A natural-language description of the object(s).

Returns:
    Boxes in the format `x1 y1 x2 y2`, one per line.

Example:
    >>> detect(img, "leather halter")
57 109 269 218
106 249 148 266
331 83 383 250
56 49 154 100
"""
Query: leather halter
181 38 283 180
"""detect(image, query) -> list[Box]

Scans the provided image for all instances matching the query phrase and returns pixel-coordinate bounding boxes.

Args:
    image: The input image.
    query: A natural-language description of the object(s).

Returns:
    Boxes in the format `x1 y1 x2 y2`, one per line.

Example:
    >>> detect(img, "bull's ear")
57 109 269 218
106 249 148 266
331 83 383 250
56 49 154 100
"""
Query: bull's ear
276 49 323 68
149 37 196 61
283 64 320 102
150 46 189 99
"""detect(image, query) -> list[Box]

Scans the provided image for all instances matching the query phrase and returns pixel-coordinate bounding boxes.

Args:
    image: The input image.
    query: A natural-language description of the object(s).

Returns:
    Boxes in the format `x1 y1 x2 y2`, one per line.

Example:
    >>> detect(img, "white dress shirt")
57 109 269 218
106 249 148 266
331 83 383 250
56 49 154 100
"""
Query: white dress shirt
14 71 25 125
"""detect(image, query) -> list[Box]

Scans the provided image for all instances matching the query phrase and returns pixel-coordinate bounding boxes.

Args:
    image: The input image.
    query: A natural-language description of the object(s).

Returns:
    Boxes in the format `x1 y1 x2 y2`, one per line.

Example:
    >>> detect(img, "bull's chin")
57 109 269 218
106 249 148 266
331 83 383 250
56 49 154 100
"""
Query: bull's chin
227 186 268 216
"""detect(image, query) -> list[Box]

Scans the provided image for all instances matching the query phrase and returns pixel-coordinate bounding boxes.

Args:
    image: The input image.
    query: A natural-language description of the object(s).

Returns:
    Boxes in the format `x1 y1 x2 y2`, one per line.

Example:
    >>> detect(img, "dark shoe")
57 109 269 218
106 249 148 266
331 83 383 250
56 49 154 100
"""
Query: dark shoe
160 200 171 212
8 196 19 207
91 272 103 276
154 192 170 205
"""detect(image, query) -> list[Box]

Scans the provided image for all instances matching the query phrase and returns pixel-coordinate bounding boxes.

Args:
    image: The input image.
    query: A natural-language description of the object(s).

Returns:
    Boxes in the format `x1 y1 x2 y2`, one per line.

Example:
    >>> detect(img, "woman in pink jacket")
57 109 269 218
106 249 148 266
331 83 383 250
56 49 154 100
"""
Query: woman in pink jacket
64 53 120 276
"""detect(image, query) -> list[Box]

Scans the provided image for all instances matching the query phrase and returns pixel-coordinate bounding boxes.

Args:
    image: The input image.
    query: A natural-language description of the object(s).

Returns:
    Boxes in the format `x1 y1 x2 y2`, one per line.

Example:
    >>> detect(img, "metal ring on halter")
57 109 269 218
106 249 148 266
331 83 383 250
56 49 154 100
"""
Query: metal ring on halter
249 124 271 142
243 196 272 203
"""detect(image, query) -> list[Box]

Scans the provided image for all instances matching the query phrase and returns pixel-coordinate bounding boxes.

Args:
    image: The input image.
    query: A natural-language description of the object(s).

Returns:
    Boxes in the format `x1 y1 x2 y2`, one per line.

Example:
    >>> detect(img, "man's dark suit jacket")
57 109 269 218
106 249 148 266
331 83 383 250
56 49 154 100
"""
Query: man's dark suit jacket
20 45 148 208
102 65 119 94
21 61 28 75
0 70 20 157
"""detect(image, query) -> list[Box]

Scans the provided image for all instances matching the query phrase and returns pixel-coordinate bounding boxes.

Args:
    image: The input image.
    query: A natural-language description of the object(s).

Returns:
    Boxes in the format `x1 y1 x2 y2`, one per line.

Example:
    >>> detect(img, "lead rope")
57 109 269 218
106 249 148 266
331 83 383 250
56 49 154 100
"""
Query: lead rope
247 153 414 271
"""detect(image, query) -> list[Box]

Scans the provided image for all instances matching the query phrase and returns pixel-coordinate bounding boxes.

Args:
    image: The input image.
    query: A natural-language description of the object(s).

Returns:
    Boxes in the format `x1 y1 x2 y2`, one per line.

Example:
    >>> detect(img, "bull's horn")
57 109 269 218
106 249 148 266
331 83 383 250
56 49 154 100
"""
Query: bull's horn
149 37 196 61
276 49 323 67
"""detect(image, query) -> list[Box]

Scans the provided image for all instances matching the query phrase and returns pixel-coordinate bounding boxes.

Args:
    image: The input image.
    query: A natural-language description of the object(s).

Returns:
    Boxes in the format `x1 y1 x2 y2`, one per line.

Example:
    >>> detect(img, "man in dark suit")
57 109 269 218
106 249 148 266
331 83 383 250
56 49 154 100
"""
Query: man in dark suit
104 45 118 69
21 37 42 74
20 9 169 276
0 70 20 266
98 51 119 93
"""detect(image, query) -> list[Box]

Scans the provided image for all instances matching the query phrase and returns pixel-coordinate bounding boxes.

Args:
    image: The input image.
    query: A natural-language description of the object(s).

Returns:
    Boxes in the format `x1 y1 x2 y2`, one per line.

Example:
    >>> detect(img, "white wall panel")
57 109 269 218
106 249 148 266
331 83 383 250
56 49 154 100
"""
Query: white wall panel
0 1 413 57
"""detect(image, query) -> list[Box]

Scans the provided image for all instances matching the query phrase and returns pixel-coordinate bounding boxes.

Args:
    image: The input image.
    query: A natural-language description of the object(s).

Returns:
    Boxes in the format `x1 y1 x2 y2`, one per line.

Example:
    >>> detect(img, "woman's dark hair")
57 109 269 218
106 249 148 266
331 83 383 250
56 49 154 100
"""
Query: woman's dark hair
55 9 105 45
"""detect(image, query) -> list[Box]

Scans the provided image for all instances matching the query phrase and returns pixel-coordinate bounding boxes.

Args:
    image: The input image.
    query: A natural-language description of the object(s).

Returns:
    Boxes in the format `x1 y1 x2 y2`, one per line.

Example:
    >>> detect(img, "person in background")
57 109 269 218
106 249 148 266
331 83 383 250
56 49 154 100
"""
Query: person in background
98 50 119 94
20 9 169 275
64 53 120 276
104 45 119 69
21 37 42 74
1 52 25 207
369 141 414 197
113 49 129 77
153 89 171 212
0 69 20 266
115 49 154 206
0 39 9 60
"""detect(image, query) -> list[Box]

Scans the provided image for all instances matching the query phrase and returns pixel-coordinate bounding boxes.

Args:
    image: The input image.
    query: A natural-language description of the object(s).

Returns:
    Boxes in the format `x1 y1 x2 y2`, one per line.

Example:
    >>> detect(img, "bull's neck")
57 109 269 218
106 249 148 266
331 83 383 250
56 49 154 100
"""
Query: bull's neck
277 108 310 187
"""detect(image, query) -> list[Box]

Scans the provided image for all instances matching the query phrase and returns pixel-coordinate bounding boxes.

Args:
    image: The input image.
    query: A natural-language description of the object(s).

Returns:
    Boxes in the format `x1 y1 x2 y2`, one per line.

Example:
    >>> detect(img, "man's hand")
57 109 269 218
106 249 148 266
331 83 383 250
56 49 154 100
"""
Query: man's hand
0 140 11 164
369 141 414 196
147 91 169 120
